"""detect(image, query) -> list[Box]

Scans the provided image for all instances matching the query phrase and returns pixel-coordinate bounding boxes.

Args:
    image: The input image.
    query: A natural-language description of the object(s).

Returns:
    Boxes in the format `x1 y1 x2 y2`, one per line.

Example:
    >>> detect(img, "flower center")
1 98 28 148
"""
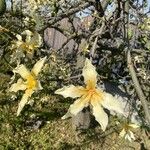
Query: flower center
26 74 37 90
88 89 96 96
123 124 133 132
21 42 35 53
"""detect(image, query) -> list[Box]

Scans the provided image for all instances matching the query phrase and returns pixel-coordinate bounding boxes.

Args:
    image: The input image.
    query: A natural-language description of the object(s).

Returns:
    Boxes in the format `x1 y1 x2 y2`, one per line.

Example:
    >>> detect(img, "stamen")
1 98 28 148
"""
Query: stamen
26 74 37 89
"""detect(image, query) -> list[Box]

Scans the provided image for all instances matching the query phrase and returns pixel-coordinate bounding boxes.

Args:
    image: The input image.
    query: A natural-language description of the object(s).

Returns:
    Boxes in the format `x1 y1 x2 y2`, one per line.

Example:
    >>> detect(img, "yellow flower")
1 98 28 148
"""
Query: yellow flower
119 123 139 142
10 57 46 116
55 58 126 131
11 30 42 59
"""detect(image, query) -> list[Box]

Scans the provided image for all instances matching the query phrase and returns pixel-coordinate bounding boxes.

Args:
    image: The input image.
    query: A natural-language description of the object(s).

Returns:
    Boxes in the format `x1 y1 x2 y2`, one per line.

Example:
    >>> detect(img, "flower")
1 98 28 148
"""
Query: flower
10 57 46 116
119 123 139 142
11 30 42 61
55 58 126 131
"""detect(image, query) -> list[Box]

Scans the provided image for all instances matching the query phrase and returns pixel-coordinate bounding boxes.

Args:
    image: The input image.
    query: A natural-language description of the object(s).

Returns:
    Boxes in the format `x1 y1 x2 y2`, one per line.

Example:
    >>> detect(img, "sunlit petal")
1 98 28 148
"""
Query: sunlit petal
30 32 42 47
125 134 132 142
37 80 43 90
55 85 86 98
17 89 33 116
31 57 46 76
70 95 90 115
62 94 90 119
101 92 125 116
119 129 126 137
129 123 139 129
129 131 135 140
9 78 26 92
16 34 22 41
82 58 97 88
61 111 72 119
14 64 30 80
22 30 33 43
91 99 108 131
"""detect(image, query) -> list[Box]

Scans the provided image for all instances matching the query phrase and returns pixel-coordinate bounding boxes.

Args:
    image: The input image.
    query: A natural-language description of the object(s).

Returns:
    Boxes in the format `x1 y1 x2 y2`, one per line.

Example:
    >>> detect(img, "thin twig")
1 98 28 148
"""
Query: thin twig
38 1 92 32
90 36 98 61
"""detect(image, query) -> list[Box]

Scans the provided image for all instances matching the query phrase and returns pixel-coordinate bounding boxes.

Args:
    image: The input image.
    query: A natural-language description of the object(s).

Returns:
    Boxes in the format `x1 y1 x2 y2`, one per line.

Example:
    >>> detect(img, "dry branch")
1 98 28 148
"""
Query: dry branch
127 49 150 125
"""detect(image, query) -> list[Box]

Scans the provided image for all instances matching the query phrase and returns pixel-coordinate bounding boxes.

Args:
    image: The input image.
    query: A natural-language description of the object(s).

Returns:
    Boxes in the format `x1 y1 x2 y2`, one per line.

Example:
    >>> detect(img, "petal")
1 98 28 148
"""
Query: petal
129 123 139 129
14 64 31 80
62 94 90 119
23 30 33 43
82 58 97 88
37 80 43 90
17 89 33 116
125 134 132 142
129 131 135 140
16 34 22 41
119 129 126 137
61 111 72 119
55 85 86 98
22 30 32 36
31 57 46 76
30 32 42 47
9 78 27 92
91 99 108 131
101 92 125 116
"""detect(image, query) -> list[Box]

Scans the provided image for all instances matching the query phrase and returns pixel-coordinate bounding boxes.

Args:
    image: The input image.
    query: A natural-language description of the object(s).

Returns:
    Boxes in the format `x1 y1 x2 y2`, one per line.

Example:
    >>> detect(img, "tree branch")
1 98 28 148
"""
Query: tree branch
38 1 92 32
127 49 150 125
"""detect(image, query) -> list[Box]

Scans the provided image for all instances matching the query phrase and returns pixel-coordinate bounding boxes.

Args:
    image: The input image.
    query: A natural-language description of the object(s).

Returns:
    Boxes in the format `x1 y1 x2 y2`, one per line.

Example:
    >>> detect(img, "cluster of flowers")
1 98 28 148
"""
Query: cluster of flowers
9 30 139 142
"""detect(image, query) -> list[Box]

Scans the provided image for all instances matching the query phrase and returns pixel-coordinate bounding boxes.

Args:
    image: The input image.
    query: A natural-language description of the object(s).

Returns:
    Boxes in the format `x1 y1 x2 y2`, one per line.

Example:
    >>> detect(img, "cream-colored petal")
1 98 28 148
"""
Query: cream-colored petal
82 58 97 88
119 129 126 137
129 131 135 140
125 134 132 142
31 57 46 76
16 34 22 41
91 99 108 131
9 78 27 92
23 30 33 43
17 89 33 116
37 80 43 90
23 30 33 36
70 95 90 115
61 111 72 119
55 85 86 98
14 64 31 80
30 32 42 47
101 92 125 116
16 41 23 47
9 72 16 84
128 123 139 129
62 94 90 119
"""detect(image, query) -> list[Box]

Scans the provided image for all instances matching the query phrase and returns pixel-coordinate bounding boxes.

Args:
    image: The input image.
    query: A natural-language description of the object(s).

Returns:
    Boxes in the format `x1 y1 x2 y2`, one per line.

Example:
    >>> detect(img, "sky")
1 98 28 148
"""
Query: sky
6 0 150 17
77 0 150 18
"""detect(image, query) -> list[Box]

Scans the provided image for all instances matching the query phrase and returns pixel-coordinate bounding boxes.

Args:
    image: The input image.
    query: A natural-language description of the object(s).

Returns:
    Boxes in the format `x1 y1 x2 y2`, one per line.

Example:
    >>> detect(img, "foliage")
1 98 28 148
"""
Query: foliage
0 0 150 149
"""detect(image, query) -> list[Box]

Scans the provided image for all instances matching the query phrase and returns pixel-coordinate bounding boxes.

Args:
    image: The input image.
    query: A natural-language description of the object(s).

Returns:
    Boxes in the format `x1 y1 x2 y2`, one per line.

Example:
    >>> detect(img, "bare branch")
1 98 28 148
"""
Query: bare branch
39 1 92 32
127 49 150 125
